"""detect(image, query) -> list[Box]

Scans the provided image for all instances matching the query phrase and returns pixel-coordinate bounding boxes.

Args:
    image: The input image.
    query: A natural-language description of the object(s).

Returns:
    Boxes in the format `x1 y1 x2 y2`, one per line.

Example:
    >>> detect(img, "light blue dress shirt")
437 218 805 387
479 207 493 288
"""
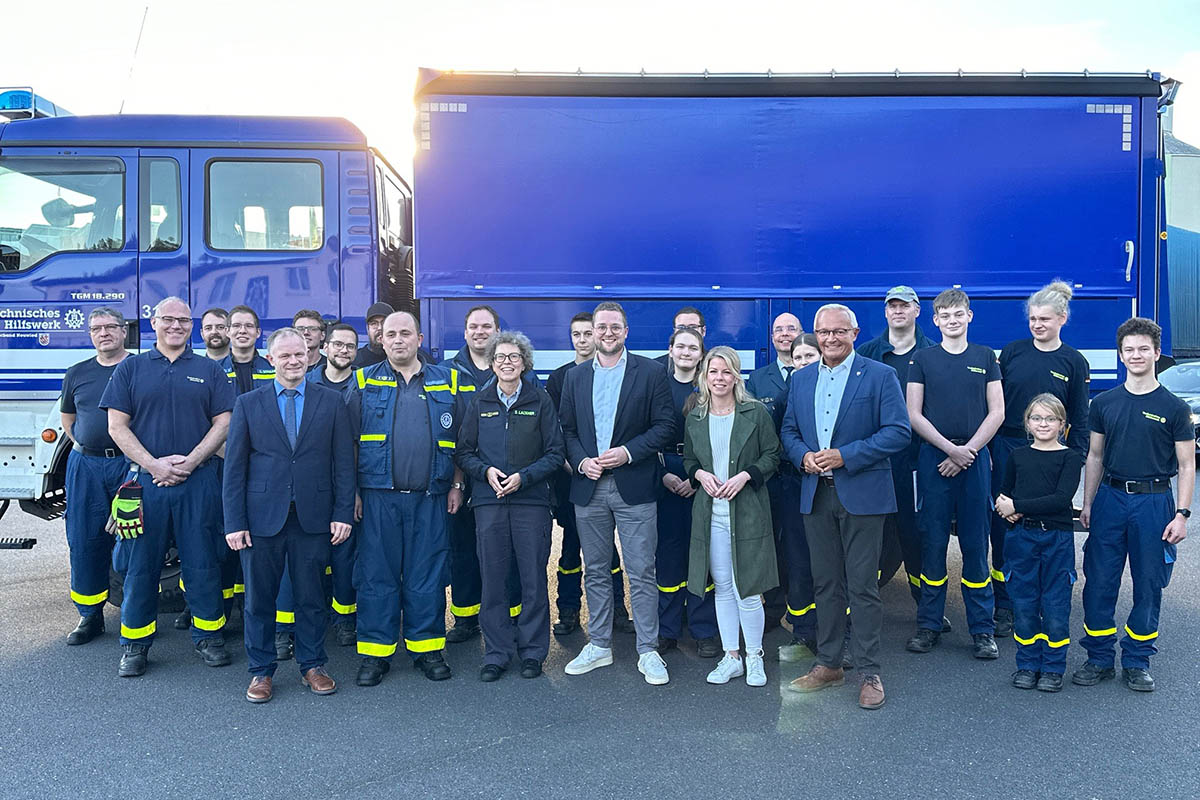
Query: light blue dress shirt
814 350 854 467
591 349 627 454
498 381 522 409
274 379 305 431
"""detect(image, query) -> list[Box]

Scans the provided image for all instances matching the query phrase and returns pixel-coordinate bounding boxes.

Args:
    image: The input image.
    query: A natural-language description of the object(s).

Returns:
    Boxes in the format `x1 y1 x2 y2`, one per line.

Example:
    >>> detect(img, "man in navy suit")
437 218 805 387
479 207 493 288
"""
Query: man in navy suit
781 304 910 710
559 301 676 685
224 328 355 703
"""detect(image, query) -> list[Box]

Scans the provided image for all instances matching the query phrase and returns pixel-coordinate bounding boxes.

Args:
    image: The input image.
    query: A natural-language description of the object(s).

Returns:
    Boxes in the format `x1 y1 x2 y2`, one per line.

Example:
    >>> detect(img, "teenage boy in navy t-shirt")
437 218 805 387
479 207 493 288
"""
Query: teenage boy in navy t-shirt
905 289 1005 660
1074 317 1193 692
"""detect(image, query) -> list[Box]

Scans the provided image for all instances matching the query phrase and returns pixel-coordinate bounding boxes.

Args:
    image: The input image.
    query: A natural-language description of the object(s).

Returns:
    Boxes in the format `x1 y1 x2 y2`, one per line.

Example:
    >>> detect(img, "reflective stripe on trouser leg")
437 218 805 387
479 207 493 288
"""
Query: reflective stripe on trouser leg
953 453 995 635
655 490 691 640
330 524 357 618
780 473 815 639
916 445 953 632
1080 485 1126 667
555 488 584 612
355 489 409 659
64 450 123 615
987 434 1022 610
275 564 296 633
1005 523 1077 673
447 500 482 620
402 492 450 656
1118 491 1174 670
1038 528 1076 673
170 464 227 641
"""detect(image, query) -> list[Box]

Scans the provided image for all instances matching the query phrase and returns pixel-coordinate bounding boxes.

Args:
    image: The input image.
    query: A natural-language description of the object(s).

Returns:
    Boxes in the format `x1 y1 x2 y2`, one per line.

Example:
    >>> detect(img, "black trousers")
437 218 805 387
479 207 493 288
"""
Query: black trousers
241 508 331 676
474 503 552 667
805 481 886 675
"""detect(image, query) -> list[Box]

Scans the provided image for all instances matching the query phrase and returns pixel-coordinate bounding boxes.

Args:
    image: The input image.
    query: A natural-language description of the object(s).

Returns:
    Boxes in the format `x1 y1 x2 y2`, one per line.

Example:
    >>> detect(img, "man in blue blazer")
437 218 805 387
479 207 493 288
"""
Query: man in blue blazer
559 301 676 685
781 304 910 711
224 328 355 703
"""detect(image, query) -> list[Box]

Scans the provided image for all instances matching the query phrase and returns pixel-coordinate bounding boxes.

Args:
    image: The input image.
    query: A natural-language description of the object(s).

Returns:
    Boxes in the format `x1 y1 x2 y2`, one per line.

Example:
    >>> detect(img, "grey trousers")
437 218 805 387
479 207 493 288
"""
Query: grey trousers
575 475 659 653
805 480 886 675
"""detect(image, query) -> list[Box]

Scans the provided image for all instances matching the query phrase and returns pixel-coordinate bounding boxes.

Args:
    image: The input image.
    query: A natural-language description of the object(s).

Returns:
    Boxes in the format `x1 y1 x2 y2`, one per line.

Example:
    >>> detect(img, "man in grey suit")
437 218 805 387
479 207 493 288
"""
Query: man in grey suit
781 304 910 710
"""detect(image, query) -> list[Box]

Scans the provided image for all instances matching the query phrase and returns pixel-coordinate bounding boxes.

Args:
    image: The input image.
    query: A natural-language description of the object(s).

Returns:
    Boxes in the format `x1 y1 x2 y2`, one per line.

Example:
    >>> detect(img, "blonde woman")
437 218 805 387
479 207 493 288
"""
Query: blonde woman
683 346 781 686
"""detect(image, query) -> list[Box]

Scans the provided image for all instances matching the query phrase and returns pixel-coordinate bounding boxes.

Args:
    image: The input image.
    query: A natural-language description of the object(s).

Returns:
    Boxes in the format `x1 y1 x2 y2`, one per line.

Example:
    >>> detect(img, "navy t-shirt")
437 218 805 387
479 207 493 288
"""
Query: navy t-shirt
908 343 1001 442
1088 384 1193 481
998 338 1090 452
100 347 236 459
61 356 124 452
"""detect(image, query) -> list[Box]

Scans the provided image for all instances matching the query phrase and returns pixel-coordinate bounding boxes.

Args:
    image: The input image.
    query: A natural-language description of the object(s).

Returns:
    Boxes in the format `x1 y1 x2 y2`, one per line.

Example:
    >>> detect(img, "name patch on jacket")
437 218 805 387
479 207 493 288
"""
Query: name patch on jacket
513 409 536 417
440 412 453 428
480 410 499 418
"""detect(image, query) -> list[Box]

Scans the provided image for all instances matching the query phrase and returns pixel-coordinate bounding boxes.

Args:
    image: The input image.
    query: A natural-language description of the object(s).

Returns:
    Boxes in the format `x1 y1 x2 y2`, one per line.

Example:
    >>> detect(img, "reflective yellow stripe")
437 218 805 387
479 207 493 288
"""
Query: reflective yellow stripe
1124 625 1158 641
459 384 476 392
121 621 156 639
222 587 235 599
405 637 446 653
450 603 481 616
193 614 226 631
226 371 236 378
276 611 295 624
961 576 992 589
451 369 458 393
178 577 186 591
234 583 245 594
331 598 357 615
509 604 522 618
658 581 687 593
424 383 450 391
360 434 387 442
920 574 948 586
1045 636 1070 648
1084 624 1118 637
325 566 332 576
705 583 715 593
557 565 582 575
251 373 276 380
611 567 622 575
845 607 851 615
1015 632 1073 648
990 569 1006 583
876 569 882 579
366 378 397 387
437 439 455 449
358 640 397 657
71 589 108 606
908 574 921 588
1014 632 1040 646
788 603 816 617
355 369 366 389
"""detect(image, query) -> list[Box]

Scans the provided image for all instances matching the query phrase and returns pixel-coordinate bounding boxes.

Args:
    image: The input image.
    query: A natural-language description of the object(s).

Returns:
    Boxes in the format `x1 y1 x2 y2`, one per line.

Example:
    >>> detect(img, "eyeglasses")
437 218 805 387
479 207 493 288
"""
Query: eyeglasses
229 322 257 331
327 341 356 351
595 324 625 333
156 315 191 327
1028 415 1061 424
814 328 853 339
89 323 122 333
773 325 800 334
493 353 523 364
294 325 324 334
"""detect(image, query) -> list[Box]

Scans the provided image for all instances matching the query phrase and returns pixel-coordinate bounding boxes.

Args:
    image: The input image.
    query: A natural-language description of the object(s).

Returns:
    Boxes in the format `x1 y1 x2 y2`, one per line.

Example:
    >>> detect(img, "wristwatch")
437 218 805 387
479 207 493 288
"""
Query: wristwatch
1176 508 1191 519
452 482 466 491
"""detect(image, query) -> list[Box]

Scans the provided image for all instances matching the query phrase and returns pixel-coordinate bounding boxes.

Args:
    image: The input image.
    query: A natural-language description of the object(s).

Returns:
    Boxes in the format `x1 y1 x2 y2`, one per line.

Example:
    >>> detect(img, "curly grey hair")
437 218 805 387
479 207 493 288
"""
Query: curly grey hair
485 329 535 374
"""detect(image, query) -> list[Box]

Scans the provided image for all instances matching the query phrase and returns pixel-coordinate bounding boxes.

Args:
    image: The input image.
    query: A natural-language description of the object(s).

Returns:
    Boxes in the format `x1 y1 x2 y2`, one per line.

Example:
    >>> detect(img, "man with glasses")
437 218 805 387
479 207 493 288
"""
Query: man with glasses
59 307 131 645
352 302 393 369
655 306 707 365
101 297 236 677
200 308 231 362
219 306 275 394
293 309 328 372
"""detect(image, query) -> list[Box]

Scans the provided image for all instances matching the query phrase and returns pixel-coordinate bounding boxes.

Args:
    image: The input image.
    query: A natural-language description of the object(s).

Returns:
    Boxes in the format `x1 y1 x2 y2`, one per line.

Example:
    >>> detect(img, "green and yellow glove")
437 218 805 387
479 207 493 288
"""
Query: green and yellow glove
107 480 144 539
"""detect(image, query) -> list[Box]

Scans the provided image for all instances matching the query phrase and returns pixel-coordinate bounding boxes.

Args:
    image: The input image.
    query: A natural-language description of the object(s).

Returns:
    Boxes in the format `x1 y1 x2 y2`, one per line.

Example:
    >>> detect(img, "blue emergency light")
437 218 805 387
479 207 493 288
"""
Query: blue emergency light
0 89 71 120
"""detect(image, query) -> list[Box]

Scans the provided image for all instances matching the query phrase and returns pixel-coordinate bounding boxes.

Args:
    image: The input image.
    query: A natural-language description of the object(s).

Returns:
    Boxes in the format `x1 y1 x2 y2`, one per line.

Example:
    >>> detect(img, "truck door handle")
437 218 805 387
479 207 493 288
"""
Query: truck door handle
1125 240 1135 282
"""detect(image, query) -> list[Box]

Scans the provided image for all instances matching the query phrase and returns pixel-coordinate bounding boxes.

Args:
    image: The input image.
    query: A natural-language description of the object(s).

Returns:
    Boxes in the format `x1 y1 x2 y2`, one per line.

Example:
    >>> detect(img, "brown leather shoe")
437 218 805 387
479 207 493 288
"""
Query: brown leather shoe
787 664 845 693
859 674 886 710
302 666 337 695
246 676 273 704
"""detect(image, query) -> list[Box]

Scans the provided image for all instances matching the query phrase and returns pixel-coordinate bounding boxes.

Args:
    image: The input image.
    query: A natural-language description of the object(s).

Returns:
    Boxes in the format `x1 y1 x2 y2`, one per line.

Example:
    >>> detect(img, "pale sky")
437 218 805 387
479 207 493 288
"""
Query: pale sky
7 0 1200 177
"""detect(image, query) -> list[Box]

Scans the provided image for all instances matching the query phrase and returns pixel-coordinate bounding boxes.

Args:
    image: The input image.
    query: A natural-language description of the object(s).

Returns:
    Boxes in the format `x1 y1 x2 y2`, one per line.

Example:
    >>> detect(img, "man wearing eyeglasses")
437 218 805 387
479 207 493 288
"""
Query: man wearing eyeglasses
59 307 131 646
200 308 231 362
654 306 707 366
293 309 328 372
101 296 237 677
218 306 275 395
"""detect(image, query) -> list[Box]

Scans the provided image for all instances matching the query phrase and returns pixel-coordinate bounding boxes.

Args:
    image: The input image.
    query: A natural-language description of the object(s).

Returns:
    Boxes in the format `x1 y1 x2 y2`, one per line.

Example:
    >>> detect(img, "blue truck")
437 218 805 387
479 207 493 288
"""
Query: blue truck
0 72 1176 536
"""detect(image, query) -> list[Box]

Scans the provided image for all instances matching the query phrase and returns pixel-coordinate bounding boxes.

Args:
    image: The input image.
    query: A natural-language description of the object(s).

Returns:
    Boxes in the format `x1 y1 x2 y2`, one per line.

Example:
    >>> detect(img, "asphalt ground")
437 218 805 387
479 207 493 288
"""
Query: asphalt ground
2 485 1198 800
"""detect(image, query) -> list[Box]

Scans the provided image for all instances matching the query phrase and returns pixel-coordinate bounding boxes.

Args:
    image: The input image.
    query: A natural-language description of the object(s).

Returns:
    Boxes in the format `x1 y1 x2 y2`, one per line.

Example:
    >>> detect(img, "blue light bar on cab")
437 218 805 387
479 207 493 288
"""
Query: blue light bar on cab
0 89 72 120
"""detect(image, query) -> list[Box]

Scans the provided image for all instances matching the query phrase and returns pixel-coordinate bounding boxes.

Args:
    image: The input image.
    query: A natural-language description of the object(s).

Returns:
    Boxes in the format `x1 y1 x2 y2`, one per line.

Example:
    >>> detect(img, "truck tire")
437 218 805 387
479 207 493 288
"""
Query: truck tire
106 543 185 613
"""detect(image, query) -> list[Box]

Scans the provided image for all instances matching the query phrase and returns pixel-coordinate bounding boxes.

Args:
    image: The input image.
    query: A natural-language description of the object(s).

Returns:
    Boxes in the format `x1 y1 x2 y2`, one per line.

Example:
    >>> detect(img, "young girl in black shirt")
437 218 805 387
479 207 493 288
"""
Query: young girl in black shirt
994 393 1083 692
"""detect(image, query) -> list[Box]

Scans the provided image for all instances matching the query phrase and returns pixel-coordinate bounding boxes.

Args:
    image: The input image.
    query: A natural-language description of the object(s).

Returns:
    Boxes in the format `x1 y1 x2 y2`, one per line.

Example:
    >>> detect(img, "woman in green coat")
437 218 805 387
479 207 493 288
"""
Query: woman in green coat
683 346 781 687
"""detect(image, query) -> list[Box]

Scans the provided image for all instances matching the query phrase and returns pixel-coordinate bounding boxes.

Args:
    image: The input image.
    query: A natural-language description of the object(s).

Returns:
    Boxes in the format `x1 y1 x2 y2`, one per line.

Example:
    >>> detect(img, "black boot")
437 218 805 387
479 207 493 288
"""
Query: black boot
445 618 481 644
356 657 391 686
67 613 105 646
118 643 149 677
553 609 581 636
275 631 295 661
195 638 231 667
414 651 452 681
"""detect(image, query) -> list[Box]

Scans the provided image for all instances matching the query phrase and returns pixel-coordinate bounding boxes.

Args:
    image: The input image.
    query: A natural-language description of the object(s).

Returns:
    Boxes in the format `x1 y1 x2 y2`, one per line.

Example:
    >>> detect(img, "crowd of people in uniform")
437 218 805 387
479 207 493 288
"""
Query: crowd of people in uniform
57 281 1193 708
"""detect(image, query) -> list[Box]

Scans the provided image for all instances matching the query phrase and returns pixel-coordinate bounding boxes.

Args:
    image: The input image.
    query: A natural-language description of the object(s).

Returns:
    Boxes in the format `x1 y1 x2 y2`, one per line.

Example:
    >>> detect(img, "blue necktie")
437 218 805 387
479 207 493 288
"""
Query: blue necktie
283 389 298 450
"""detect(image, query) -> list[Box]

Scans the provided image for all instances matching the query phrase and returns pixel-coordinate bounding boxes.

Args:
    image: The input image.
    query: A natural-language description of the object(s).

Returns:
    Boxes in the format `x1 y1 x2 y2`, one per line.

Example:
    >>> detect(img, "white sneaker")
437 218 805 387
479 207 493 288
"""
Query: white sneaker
745 648 766 687
706 653 744 685
565 643 613 675
637 651 670 685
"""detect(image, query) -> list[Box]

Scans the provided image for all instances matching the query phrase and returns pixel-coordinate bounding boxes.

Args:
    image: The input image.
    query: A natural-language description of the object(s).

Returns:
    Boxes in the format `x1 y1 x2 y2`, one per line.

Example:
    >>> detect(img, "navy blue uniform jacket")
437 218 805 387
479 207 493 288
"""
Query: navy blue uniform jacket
559 353 675 507
223 383 356 537
780 356 910 516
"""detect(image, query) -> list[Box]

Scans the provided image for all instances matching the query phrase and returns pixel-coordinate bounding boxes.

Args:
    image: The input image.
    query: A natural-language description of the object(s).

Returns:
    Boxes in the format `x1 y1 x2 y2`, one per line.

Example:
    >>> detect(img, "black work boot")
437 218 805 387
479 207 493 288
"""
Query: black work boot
445 618 481 644
972 633 999 660
414 651 452 681
195 637 232 667
118 643 149 677
1071 661 1116 686
1122 667 1155 692
174 606 191 630
906 628 940 653
275 631 295 661
356 657 391 687
333 620 356 647
1011 669 1037 689
67 613 105 645
1036 672 1064 693
553 610 580 636
993 607 1014 638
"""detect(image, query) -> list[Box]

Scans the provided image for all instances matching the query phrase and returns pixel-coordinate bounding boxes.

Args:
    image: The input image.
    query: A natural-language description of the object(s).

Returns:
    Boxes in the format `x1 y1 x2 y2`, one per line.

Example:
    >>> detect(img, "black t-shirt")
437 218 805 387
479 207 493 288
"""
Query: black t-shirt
1088 384 1193 481
998 339 1091 452
352 346 385 369
61 356 123 452
909 343 1001 442
881 348 916 391
999 446 1083 530
231 360 254 395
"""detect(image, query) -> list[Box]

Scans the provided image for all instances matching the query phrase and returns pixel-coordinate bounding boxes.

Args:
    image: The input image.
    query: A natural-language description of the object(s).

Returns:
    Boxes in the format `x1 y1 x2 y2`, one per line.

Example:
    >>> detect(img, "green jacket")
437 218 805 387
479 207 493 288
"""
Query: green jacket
683 400 781 600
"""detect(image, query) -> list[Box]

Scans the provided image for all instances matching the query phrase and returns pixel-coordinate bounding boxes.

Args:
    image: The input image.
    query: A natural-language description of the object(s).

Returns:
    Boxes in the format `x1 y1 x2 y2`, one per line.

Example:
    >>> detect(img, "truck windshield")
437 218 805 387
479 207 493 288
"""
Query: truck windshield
0 156 124 271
